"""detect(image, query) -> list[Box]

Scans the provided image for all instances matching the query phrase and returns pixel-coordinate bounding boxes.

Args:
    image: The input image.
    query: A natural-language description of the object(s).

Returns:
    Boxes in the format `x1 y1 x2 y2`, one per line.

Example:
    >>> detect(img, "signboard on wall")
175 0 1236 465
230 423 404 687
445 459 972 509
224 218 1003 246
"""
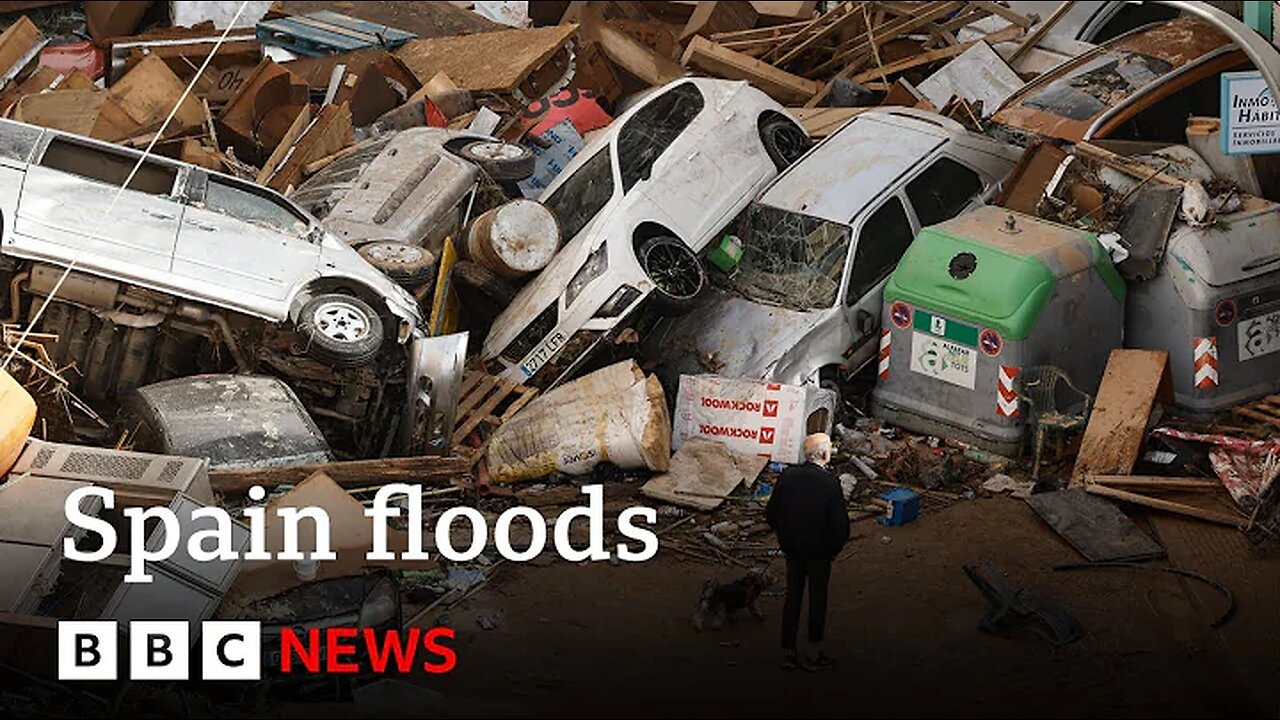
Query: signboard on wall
1221 70 1280 155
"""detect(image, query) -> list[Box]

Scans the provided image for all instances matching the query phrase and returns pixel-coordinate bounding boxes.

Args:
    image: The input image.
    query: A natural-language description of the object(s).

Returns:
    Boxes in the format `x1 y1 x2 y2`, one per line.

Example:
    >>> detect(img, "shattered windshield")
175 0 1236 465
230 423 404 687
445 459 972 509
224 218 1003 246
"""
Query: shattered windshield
726 204 851 311
542 146 615 241
1023 51 1174 121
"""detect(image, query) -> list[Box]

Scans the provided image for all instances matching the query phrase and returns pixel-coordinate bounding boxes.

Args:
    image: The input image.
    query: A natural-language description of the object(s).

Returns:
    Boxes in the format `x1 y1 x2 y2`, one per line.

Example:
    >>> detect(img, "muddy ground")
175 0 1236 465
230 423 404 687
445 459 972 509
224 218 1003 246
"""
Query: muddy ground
419 496 1278 719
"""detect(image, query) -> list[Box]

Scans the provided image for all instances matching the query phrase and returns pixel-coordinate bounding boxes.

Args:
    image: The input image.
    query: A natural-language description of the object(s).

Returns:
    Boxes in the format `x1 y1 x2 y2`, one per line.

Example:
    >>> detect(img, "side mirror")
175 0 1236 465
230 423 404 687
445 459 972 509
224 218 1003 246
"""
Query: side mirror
856 309 876 335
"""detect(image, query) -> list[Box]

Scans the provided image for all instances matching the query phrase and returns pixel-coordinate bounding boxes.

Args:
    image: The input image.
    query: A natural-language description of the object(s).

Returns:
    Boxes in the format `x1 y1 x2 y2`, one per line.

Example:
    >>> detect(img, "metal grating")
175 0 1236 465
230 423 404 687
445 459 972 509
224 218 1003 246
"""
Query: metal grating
157 460 184 486
61 451 153 480
30 445 54 469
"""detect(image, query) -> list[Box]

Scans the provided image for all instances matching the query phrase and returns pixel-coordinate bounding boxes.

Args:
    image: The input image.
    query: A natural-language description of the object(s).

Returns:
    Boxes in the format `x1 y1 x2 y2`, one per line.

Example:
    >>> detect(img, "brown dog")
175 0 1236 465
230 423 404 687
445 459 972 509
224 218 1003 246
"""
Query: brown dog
692 569 772 631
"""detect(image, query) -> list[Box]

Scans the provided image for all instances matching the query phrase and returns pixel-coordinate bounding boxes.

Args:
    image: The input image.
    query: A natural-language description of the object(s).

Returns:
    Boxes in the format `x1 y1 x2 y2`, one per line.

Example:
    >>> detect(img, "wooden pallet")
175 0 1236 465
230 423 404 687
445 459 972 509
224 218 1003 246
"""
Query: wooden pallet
1231 395 1280 433
451 368 539 468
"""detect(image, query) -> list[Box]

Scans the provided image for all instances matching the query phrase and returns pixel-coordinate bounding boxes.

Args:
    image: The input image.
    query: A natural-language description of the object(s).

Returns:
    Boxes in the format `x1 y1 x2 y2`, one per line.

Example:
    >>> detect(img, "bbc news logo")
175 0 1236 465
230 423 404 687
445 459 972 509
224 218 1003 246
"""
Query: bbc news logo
58 621 457 680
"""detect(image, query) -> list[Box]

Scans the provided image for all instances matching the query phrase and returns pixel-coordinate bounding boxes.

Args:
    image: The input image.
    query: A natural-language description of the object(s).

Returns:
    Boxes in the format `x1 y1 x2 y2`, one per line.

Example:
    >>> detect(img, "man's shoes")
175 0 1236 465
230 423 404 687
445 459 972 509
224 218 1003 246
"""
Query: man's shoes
808 652 836 670
781 650 799 671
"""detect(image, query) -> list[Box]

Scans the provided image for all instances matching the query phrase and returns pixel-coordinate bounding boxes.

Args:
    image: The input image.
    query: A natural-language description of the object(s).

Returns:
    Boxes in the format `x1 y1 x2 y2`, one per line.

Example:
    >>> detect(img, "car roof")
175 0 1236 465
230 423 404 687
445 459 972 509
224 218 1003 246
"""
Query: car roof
992 17 1238 139
756 109 966 224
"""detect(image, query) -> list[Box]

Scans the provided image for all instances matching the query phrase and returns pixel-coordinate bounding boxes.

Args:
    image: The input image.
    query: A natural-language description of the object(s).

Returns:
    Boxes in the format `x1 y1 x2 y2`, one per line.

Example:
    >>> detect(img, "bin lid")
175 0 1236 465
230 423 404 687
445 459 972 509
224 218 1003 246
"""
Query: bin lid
1167 198 1280 287
885 207 1123 340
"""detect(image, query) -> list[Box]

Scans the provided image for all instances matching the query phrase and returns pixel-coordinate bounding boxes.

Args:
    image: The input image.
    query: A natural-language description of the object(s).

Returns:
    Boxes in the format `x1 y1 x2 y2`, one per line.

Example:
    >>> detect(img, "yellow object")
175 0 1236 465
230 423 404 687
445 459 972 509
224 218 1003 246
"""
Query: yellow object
429 237 462 337
0 367 35 476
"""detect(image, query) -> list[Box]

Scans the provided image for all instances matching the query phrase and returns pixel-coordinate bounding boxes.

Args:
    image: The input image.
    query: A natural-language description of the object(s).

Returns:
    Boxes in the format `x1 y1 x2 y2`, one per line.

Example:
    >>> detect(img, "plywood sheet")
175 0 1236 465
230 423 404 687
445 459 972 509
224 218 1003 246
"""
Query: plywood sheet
640 437 767 510
1071 349 1173 487
395 24 577 92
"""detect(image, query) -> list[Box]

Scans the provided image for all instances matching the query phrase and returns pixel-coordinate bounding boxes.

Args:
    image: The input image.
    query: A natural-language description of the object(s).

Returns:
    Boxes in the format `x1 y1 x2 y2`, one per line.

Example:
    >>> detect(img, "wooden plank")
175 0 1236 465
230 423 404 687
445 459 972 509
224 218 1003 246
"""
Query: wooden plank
1074 142 1185 186
1009 1 1075 63
682 35 822 104
0 15 42 82
107 53 206 137
456 374 500 419
768 1 860 66
679 1 759 42
1084 483 1245 528
209 455 472 494
785 106 870 136
711 18 812 43
936 6 991 33
847 24 1024 85
1087 475 1223 492
256 105 312 185
971 1 1036 28
264 102 354 192
580 4 685 86
808 1 961 78
395 24 577 92
453 380 520 443
1071 349 1173 487
499 387 540 421
1232 406 1280 428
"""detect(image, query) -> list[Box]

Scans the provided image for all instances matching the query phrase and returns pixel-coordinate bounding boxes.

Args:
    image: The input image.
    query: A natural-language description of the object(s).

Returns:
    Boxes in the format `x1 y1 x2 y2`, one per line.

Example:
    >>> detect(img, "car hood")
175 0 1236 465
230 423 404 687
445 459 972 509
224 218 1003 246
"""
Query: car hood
652 289 824 382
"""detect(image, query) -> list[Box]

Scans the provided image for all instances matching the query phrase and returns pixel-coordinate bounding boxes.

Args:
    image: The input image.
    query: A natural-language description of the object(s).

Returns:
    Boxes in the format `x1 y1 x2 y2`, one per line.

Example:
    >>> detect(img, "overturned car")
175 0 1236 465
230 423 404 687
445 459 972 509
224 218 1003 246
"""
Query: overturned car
480 77 810 388
0 118 464 457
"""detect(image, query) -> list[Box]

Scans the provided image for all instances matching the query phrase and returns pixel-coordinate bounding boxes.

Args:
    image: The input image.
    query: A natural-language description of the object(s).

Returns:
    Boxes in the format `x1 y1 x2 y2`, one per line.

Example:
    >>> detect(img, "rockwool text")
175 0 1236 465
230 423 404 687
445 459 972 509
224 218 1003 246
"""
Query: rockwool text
63 483 659 583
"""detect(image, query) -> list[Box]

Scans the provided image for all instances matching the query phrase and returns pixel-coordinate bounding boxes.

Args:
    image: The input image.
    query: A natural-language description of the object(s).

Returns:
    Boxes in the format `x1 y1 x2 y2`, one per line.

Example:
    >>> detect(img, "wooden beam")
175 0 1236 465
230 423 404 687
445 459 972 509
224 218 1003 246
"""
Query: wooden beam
971 1 1036 28
847 24 1024 85
711 19 814 43
769 1 862 66
1084 483 1245 528
808 1 962 77
680 1 759 42
209 455 473 494
1086 475 1223 492
1009 1 1075 63
682 35 823 104
1074 142 1186 186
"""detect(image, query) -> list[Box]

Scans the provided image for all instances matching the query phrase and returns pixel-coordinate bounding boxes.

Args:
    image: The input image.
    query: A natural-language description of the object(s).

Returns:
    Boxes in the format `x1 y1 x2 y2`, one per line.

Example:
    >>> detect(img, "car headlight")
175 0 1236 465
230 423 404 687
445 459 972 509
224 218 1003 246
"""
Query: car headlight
595 284 641 318
564 245 608 309
358 577 400 627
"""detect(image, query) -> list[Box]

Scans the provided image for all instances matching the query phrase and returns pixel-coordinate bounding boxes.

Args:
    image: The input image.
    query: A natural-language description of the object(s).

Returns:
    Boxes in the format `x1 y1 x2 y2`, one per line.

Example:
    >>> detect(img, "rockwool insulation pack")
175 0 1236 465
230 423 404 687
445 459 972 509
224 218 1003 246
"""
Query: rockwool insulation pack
486 360 671 482
671 375 838 465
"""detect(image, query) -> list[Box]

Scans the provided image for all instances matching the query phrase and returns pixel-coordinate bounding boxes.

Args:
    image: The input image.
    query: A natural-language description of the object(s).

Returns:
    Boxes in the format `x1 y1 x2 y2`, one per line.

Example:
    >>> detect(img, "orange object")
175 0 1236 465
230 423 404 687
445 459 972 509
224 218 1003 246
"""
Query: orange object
0 367 36 476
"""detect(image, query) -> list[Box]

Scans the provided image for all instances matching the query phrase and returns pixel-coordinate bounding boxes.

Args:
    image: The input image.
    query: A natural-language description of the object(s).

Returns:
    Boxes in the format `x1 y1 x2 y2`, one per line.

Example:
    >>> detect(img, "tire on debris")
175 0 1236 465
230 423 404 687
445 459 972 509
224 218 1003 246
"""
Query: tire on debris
295 293 384 368
358 241 437 289
457 141 536 181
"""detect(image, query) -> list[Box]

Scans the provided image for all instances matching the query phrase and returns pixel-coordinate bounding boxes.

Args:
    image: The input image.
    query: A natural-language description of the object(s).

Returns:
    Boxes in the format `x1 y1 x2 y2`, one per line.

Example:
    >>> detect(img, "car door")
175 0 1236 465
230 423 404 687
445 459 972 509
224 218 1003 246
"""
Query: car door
174 171 319 306
12 135 182 275
840 194 917 372
615 82 725 246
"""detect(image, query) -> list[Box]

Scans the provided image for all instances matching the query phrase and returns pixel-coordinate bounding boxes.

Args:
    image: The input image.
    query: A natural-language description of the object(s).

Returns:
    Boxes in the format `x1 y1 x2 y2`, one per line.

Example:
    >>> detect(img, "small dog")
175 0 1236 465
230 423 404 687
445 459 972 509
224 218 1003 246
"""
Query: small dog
692 568 773 631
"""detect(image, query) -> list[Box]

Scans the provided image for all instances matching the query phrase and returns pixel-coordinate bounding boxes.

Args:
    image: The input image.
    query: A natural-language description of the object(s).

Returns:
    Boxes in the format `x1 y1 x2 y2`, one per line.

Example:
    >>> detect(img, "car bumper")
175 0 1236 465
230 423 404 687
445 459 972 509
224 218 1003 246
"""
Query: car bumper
400 330 468 454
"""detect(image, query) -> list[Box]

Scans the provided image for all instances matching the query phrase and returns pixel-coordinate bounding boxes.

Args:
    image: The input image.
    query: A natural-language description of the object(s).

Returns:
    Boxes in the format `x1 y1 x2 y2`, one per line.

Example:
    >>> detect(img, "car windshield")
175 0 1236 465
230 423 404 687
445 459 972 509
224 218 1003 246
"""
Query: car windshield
726 204 851 311
542 146 615 241
1022 51 1174 121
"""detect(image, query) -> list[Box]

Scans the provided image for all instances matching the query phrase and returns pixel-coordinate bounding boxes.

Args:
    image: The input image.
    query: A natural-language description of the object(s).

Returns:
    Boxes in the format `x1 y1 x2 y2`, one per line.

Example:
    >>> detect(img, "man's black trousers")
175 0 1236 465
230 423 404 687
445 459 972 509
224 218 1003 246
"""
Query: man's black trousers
781 554 832 651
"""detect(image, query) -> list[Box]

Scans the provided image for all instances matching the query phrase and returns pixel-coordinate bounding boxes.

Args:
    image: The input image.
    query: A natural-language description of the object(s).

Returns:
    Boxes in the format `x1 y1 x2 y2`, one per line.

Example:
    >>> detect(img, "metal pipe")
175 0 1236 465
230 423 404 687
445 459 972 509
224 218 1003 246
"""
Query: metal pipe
6 271 29 325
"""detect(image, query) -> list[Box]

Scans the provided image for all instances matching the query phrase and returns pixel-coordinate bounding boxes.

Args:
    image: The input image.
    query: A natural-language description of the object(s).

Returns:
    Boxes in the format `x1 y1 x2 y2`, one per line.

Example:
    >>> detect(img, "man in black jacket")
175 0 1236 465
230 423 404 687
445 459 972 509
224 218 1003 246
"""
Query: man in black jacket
766 433 850 670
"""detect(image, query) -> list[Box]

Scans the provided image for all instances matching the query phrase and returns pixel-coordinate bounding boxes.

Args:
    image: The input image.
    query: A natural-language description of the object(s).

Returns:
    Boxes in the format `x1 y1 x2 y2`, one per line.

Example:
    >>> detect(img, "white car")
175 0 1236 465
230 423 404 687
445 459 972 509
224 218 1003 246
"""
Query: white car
646 109 1023 397
481 78 809 388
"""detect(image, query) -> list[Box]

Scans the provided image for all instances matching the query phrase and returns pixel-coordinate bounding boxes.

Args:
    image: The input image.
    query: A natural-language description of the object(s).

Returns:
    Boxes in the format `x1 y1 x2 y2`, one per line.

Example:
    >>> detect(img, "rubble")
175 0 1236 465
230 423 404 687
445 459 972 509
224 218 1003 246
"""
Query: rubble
1 4 1280 712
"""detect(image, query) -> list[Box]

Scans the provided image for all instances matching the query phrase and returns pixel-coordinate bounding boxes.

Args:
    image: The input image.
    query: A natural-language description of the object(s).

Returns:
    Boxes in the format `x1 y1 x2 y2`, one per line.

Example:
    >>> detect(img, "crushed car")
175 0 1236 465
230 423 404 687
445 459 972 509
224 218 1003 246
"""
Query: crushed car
0 118 464 457
644 109 1022 400
992 17 1251 146
481 77 810 388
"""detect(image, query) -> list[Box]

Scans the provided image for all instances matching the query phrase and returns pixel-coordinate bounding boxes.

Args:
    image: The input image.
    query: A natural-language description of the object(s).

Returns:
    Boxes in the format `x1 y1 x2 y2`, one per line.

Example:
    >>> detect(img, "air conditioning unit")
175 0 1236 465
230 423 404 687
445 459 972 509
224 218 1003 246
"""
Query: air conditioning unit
12 439 214 505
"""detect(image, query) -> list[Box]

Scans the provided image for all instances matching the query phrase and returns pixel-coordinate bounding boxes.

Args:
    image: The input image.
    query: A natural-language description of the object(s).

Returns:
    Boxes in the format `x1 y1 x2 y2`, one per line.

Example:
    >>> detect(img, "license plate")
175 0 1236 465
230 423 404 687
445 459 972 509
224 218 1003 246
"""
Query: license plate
519 331 566 378
909 331 977 389
1237 308 1280 360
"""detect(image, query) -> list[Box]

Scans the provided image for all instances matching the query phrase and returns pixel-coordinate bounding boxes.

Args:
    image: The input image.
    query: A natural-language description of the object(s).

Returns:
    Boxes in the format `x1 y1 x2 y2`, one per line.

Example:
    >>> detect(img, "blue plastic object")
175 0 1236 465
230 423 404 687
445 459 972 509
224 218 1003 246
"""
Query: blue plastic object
876 487 921 526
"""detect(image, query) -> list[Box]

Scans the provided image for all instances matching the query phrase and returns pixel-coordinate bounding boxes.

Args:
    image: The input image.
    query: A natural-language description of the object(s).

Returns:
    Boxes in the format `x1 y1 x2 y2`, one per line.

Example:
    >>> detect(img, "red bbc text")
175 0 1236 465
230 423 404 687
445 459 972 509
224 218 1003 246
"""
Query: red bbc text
279 627 457 675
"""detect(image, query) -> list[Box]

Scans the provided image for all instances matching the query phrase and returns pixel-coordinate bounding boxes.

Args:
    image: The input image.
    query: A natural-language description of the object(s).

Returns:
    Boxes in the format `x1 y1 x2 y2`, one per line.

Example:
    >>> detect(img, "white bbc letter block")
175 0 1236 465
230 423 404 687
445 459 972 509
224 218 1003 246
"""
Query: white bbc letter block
129 621 189 680
58 620 118 680
201 621 261 680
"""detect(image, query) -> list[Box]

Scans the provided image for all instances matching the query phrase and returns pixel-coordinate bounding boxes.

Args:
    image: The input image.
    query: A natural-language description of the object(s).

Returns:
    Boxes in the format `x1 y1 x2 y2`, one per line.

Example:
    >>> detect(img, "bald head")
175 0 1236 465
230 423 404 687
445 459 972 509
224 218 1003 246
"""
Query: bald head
804 433 832 466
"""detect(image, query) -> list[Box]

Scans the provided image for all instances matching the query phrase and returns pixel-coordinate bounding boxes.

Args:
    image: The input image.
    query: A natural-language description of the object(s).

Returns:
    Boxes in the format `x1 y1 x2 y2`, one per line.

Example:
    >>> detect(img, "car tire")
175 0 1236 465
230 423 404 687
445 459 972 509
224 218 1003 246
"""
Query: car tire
457 141 536 181
358 241 437 289
638 235 705 314
760 117 810 171
296 293 385 368
452 260 519 307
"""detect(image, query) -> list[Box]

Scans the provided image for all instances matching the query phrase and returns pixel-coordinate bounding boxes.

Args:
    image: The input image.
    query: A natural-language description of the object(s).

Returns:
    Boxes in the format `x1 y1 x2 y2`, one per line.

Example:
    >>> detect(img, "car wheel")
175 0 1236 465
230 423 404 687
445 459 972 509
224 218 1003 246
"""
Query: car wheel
760 117 810 170
358 241 437 290
296 293 384 368
458 141 536 181
638 235 705 314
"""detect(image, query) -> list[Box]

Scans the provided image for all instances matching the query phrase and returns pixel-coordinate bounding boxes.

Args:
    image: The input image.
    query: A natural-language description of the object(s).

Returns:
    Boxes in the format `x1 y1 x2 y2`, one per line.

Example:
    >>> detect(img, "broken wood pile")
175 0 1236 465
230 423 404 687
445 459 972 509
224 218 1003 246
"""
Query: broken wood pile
690 1 1034 107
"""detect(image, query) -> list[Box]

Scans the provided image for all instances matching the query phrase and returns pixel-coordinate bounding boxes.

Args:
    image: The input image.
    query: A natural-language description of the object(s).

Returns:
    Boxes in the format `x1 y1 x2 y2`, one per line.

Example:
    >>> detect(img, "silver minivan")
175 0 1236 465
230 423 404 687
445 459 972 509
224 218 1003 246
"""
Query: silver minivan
646 109 1022 399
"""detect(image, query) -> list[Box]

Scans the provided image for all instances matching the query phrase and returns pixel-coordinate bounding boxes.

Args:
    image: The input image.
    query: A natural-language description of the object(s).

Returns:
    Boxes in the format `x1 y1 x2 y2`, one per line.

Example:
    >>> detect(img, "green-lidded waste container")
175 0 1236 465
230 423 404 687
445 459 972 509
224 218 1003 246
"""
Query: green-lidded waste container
870 207 1125 456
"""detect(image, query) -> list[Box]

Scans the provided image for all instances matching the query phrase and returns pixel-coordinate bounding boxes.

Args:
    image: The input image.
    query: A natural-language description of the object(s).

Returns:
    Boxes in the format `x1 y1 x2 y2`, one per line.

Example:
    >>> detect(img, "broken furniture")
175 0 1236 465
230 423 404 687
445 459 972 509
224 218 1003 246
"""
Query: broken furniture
1015 366 1092 480
872 207 1125 457
963 562 1083 647
1071 349 1172 487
